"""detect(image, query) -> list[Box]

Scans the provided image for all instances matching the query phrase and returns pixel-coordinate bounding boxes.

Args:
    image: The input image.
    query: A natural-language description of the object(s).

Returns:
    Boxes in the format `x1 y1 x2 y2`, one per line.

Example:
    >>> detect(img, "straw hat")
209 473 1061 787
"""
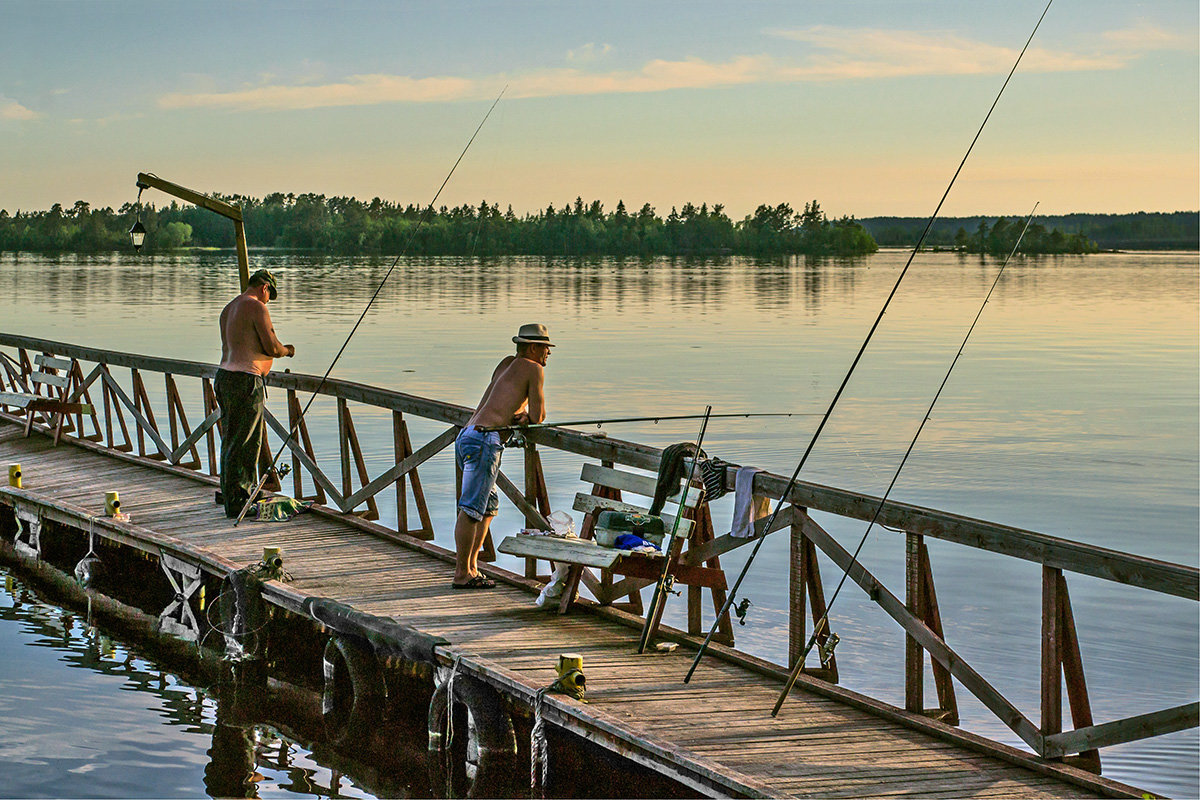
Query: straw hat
513 323 555 346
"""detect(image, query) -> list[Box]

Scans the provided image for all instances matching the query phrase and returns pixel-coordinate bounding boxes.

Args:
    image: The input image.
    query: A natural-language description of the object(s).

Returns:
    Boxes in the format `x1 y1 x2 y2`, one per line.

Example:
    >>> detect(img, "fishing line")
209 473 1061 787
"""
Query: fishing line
233 87 508 526
685 0 1054 682
772 203 1040 715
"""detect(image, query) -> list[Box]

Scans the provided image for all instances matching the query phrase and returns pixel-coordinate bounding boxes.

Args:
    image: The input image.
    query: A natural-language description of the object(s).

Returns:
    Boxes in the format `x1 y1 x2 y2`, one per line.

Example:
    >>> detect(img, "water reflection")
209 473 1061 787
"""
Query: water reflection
1 250 1197 798
0 568 378 800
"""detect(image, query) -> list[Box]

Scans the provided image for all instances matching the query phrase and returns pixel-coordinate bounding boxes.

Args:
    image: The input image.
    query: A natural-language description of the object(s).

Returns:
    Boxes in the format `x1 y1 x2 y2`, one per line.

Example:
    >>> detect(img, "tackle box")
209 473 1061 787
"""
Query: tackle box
594 510 666 548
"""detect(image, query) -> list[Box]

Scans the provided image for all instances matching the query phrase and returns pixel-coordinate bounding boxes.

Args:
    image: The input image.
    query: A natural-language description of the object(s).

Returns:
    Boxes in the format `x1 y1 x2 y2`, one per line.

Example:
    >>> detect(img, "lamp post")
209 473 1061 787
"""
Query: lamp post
128 219 147 251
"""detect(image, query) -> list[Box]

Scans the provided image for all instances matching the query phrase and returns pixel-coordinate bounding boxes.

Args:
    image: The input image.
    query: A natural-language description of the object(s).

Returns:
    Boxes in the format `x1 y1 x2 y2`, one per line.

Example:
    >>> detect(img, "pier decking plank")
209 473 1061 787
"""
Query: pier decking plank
0 420 1132 799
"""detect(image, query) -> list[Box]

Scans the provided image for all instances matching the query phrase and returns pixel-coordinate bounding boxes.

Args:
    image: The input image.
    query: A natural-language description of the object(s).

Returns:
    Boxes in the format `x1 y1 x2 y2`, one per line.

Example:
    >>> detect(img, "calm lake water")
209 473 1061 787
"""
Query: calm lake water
0 568 384 800
1 250 1197 797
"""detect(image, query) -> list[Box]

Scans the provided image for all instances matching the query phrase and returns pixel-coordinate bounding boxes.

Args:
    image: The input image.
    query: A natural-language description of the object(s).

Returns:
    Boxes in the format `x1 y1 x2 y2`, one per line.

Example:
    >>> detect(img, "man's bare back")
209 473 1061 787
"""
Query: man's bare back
468 347 548 429
219 292 292 376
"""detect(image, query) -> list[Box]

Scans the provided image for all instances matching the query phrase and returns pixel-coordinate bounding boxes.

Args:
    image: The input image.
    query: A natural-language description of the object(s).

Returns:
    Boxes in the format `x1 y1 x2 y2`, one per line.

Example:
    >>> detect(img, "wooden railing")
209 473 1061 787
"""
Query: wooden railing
1 331 1195 771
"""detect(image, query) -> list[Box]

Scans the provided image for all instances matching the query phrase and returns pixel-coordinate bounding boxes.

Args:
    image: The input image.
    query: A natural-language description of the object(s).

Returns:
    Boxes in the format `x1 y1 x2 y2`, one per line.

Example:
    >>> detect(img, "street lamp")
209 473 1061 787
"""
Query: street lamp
128 219 147 251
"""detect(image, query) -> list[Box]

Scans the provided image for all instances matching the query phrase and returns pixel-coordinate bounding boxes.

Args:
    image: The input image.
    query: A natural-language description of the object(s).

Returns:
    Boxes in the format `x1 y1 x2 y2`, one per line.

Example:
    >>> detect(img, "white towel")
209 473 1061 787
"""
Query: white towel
730 466 770 538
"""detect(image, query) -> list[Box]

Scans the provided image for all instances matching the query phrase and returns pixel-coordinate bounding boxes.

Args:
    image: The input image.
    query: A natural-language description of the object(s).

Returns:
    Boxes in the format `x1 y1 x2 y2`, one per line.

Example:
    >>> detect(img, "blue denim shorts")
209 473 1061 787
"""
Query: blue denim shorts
455 426 503 520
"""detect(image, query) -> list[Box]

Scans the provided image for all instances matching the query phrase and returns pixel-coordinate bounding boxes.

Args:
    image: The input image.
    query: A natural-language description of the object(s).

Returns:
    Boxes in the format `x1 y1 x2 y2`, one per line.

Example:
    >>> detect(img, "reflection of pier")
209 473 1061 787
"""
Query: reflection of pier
1 333 1195 798
0 567 433 798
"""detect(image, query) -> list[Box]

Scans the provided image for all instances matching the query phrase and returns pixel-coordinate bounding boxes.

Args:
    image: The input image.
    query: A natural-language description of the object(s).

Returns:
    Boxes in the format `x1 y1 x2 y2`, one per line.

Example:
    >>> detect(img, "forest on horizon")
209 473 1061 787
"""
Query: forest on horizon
861 211 1197 251
0 193 1182 257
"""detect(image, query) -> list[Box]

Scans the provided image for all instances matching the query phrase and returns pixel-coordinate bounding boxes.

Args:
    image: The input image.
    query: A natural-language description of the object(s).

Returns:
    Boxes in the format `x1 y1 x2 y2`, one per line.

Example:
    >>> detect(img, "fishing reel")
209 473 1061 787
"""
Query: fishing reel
663 574 681 597
811 618 839 665
733 597 753 626
504 432 528 449
819 632 840 667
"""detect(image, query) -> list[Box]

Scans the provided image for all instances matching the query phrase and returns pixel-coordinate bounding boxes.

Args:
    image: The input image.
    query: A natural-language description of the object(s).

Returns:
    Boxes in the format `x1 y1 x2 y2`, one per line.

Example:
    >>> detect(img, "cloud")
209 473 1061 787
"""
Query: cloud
160 74 477 110
507 56 771 99
567 43 612 63
767 26 1125 79
157 22 1180 113
1101 22 1195 52
1 97 38 120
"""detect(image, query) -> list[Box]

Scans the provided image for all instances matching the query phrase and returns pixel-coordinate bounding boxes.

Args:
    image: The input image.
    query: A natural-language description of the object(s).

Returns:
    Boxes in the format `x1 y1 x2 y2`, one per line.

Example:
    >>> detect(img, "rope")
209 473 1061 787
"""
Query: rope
530 687 550 796
529 670 587 796
444 655 462 798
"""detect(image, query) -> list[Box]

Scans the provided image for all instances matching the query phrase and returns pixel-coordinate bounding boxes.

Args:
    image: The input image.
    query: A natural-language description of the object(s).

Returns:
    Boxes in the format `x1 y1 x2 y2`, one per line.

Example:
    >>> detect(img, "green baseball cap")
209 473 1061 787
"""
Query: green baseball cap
248 269 278 299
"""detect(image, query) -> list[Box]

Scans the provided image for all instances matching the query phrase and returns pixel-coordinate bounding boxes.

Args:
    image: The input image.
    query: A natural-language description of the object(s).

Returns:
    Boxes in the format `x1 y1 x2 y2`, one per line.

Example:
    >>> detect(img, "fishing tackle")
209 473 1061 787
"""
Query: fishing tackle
733 597 752 626
819 632 840 667
771 203 1041 715
637 406 711 654
233 87 508 526
686 0 1055 685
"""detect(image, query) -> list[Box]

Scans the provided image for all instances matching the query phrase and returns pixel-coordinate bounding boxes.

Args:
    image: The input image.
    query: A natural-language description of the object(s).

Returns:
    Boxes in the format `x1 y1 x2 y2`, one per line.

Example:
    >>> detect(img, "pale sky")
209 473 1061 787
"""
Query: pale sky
3 0 1197 218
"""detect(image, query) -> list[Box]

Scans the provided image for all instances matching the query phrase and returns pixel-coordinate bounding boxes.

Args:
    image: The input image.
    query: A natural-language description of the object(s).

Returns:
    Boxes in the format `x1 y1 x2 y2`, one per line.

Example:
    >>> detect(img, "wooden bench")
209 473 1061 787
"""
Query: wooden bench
0 354 92 444
499 461 735 644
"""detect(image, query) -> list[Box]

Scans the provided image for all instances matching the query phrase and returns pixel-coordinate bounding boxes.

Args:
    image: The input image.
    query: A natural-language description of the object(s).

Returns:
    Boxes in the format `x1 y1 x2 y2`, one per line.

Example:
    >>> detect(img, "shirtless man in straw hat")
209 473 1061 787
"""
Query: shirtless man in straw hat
452 323 553 589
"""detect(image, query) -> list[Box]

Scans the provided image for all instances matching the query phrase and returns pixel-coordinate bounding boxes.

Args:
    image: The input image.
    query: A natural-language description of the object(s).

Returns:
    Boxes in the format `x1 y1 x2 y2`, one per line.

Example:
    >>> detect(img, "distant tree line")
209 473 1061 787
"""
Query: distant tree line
950 218 1099 255
0 195 878 257
861 211 1198 251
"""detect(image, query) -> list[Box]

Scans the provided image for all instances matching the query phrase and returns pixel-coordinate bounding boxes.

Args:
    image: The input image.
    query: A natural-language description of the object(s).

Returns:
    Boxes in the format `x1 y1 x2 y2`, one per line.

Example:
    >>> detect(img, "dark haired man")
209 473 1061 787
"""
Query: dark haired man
215 269 294 518
452 323 553 588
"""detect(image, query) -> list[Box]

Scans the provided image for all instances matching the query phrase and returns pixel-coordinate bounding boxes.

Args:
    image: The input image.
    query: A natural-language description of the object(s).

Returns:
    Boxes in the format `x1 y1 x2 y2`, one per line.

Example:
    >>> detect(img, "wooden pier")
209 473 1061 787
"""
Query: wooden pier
1 333 1195 798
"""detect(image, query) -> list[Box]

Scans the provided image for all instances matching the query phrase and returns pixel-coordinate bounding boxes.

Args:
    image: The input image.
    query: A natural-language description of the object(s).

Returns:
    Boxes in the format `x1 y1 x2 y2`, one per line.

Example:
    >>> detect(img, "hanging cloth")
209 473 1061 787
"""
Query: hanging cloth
649 442 706 516
699 458 732 502
729 466 770 538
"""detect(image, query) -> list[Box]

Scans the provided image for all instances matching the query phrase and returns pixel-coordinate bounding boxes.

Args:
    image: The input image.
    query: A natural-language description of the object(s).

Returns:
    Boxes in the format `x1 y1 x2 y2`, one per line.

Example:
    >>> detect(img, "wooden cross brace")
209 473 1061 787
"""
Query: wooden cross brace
159 553 203 642
13 505 42 560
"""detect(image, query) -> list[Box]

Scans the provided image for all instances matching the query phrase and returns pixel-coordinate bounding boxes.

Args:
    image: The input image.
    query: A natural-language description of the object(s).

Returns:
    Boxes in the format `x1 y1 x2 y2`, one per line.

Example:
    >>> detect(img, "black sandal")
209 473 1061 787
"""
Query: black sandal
452 575 496 590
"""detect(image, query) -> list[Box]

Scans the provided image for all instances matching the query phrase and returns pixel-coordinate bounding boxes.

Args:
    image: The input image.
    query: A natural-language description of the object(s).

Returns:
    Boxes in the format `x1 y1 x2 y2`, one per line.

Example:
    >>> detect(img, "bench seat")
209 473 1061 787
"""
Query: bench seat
0 392 92 415
499 534 662 570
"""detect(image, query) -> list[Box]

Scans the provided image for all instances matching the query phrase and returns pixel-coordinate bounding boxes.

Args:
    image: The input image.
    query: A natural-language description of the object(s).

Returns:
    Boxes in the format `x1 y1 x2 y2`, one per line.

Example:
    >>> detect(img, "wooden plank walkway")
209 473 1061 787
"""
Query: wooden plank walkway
0 420 1141 799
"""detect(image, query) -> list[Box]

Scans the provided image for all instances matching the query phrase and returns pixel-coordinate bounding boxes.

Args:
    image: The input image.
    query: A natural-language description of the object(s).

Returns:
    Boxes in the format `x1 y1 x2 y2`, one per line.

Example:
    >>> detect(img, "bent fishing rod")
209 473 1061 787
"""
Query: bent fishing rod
773 203 1039 715
684 0 1054 683
482 411 813 432
233 87 507 526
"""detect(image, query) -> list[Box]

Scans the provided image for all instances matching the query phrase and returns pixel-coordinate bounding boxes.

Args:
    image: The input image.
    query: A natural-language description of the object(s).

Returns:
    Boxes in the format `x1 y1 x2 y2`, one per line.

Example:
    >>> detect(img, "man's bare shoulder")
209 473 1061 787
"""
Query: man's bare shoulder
508 357 543 376
230 294 269 318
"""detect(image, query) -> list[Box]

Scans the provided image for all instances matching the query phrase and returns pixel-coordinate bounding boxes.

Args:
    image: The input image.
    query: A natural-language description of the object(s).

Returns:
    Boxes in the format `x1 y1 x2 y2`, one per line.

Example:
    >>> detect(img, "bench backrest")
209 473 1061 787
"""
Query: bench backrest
573 462 700 539
31 354 71 392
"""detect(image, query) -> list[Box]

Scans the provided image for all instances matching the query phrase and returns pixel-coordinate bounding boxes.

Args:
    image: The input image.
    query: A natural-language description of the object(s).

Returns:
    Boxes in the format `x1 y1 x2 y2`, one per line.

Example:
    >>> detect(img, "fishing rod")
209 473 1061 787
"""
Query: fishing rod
684 0 1054 682
233 87 507 526
773 203 1040 715
637 406 712 654
482 411 812 432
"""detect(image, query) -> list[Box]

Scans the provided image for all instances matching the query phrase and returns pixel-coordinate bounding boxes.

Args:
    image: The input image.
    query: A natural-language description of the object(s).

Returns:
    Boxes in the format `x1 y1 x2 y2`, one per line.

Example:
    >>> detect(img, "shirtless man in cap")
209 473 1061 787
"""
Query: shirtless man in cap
452 323 553 588
216 269 295 517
